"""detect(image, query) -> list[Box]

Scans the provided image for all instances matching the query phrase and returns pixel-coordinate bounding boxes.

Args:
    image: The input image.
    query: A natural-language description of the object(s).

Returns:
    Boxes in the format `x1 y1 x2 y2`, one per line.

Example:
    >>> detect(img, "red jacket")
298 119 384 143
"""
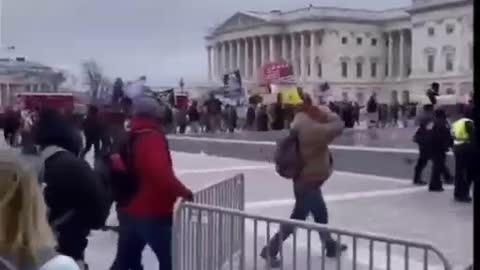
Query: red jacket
125 116 191 217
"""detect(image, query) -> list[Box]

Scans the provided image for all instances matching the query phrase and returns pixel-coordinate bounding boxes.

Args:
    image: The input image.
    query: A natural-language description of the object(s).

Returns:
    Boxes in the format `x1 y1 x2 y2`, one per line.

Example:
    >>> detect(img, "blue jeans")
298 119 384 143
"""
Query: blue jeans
111 211 172 270
263 182 334 257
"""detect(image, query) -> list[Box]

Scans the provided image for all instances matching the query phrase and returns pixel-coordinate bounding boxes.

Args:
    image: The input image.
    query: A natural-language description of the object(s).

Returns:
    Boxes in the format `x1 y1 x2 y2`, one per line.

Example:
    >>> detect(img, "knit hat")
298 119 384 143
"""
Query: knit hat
132 95 165 119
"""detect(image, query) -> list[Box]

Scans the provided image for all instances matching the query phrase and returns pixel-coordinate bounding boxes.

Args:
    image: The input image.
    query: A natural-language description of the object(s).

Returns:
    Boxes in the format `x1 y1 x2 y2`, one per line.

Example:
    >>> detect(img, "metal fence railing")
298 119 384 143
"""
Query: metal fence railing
173 202 452 270
193 173 245 210
175 174 245 270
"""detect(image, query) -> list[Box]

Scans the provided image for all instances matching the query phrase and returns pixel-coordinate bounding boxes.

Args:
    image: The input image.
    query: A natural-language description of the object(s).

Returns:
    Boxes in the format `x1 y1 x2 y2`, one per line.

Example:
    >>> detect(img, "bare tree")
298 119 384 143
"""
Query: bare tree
82 60 103 102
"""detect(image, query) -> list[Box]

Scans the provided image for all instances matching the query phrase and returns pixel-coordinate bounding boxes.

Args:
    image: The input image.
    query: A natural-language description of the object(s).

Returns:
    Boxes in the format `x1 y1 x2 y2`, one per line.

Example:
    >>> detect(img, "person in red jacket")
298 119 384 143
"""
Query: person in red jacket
111 96 193 270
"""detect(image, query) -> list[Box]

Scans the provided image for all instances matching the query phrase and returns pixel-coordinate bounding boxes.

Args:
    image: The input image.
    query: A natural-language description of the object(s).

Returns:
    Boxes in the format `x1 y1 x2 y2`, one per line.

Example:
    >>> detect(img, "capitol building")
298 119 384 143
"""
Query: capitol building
205 0 473 104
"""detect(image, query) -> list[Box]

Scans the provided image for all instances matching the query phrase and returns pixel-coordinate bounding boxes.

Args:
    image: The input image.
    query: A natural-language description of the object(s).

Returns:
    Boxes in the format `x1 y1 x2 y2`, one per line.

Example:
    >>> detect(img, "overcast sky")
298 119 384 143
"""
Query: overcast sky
3 0 410 86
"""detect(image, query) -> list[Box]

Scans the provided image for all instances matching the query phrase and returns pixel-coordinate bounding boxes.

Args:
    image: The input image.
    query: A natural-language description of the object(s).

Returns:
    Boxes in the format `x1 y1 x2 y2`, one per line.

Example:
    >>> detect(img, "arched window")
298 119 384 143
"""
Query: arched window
424 47 437 73
340 57 350 78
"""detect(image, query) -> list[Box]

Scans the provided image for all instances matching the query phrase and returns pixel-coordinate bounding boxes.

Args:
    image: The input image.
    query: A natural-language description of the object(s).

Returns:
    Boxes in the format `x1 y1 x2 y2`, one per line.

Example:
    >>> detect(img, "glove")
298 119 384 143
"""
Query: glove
183 189 194 202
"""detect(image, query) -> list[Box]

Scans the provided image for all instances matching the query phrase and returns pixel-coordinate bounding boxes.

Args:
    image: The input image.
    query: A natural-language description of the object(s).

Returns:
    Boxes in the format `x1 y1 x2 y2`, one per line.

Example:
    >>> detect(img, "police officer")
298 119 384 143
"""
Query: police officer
451 109 475 202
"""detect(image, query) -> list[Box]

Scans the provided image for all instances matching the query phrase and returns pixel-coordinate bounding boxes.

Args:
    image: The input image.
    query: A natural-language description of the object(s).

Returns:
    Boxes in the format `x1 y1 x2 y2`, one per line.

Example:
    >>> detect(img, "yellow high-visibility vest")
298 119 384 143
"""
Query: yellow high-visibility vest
451 118 473 144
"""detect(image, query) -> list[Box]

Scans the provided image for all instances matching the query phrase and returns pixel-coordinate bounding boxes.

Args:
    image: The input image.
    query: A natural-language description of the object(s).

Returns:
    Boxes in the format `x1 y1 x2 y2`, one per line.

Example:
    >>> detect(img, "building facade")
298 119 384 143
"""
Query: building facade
205 0 473 104
0 57 60 109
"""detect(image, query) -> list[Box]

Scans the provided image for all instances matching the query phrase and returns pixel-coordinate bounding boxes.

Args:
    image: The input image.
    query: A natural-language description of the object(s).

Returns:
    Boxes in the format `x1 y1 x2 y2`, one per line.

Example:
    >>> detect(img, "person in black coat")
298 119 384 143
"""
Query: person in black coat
81 105 102 158
271 93 285 131
3 109 21 146
257 105 269 132
33 108 109 269
428 109 453 192
413 105 434 185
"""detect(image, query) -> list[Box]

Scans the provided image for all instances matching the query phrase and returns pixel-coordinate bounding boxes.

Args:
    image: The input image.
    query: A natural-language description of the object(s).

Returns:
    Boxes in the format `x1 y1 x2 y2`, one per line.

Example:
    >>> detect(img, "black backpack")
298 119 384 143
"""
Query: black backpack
274 130 303 179
96 129 154 207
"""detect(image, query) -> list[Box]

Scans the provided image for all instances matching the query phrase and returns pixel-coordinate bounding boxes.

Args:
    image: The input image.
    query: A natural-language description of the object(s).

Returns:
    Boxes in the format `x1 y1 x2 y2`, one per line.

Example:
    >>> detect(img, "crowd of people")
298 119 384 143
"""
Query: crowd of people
0 78 475 270
154 94 431 136
0 91 194 269
412 92 475 203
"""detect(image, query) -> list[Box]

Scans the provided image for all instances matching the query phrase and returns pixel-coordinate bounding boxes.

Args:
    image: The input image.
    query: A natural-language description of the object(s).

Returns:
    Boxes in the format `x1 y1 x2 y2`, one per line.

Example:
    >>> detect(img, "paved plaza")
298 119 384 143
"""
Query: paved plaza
84 151 471 270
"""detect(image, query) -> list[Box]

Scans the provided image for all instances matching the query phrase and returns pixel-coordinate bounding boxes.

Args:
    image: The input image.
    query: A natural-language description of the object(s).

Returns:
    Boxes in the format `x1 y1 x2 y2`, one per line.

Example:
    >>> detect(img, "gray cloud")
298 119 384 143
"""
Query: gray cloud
3 0 409 86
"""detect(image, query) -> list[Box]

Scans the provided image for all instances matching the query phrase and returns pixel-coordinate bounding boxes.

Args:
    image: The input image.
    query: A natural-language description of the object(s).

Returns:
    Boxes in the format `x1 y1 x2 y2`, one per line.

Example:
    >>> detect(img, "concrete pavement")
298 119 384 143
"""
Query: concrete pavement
85 152 471 270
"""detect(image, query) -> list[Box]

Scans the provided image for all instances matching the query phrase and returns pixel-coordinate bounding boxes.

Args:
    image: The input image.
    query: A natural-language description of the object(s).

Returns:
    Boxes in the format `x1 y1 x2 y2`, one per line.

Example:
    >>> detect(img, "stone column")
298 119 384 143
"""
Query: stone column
217 44 221 76
207 46 212 81
281 35 288 61
290 33 296 75
229 41 235 72
245 38 251 79
260 36 267 66
222 42 228 75
6 84 10 107
236 40 242 73
388 32 394 78
269 35 275 62
310 31 316 78
399 30 405 78
253 37 259 79
215 44 221 79
212 45 217 80
300 32 306 80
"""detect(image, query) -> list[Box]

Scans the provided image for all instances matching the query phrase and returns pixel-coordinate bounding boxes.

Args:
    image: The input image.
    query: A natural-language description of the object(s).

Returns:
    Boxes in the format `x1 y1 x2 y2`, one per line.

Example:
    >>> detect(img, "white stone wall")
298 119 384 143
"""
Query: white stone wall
206 1 473 104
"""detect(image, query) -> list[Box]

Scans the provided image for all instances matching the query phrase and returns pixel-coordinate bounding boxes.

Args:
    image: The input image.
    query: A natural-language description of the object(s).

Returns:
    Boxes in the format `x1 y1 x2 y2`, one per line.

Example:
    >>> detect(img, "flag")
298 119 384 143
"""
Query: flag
157 88 175 106
125 78 146 99
271 85 303 105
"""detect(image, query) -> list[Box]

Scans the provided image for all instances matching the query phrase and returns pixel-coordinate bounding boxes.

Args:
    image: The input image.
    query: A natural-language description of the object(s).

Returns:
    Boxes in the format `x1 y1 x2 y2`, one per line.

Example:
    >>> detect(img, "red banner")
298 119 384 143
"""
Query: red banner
260 62 294 84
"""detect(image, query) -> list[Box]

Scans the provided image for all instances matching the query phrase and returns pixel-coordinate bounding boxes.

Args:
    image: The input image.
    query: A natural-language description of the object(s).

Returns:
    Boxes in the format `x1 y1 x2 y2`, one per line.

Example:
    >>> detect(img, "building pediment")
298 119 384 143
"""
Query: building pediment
211 12 269 36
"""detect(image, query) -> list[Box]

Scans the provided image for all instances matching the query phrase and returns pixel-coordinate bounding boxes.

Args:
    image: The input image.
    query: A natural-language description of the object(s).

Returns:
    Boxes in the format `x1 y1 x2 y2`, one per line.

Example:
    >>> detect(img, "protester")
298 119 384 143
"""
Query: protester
81 105 102 158
366 93 378 128
112 78 125 106
413 105 435 185
245 103 256 131
203 93 222 133
428 109 453 191
162 105 175 134
176 106 188 134
426 82 440 106
451 108 475 202
34 108 110 270
20 110 37 154
261 95 347 267
0 150 80 270
110 96 193 270
341 101 355 128
187 100 201 133
3 108 21 146
256 105 269 132
390 101 400 127
352 102 361 126
271 93 285 130
224 104 238 133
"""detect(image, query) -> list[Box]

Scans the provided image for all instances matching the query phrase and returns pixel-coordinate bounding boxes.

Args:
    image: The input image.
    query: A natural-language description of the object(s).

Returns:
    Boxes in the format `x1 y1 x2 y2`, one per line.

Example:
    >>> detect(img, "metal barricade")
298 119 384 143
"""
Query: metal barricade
173 202 452 270
175 174 245 270
193 173 245 210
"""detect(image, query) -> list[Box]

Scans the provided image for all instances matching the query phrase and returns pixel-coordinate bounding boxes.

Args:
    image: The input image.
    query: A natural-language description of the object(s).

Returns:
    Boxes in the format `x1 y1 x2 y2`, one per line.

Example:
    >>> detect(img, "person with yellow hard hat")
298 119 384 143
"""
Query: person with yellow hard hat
451 108 475 203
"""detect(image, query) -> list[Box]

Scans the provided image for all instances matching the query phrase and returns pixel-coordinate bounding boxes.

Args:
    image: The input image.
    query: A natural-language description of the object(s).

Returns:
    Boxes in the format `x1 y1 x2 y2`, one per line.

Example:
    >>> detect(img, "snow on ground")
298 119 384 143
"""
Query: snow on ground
84 151 471 270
